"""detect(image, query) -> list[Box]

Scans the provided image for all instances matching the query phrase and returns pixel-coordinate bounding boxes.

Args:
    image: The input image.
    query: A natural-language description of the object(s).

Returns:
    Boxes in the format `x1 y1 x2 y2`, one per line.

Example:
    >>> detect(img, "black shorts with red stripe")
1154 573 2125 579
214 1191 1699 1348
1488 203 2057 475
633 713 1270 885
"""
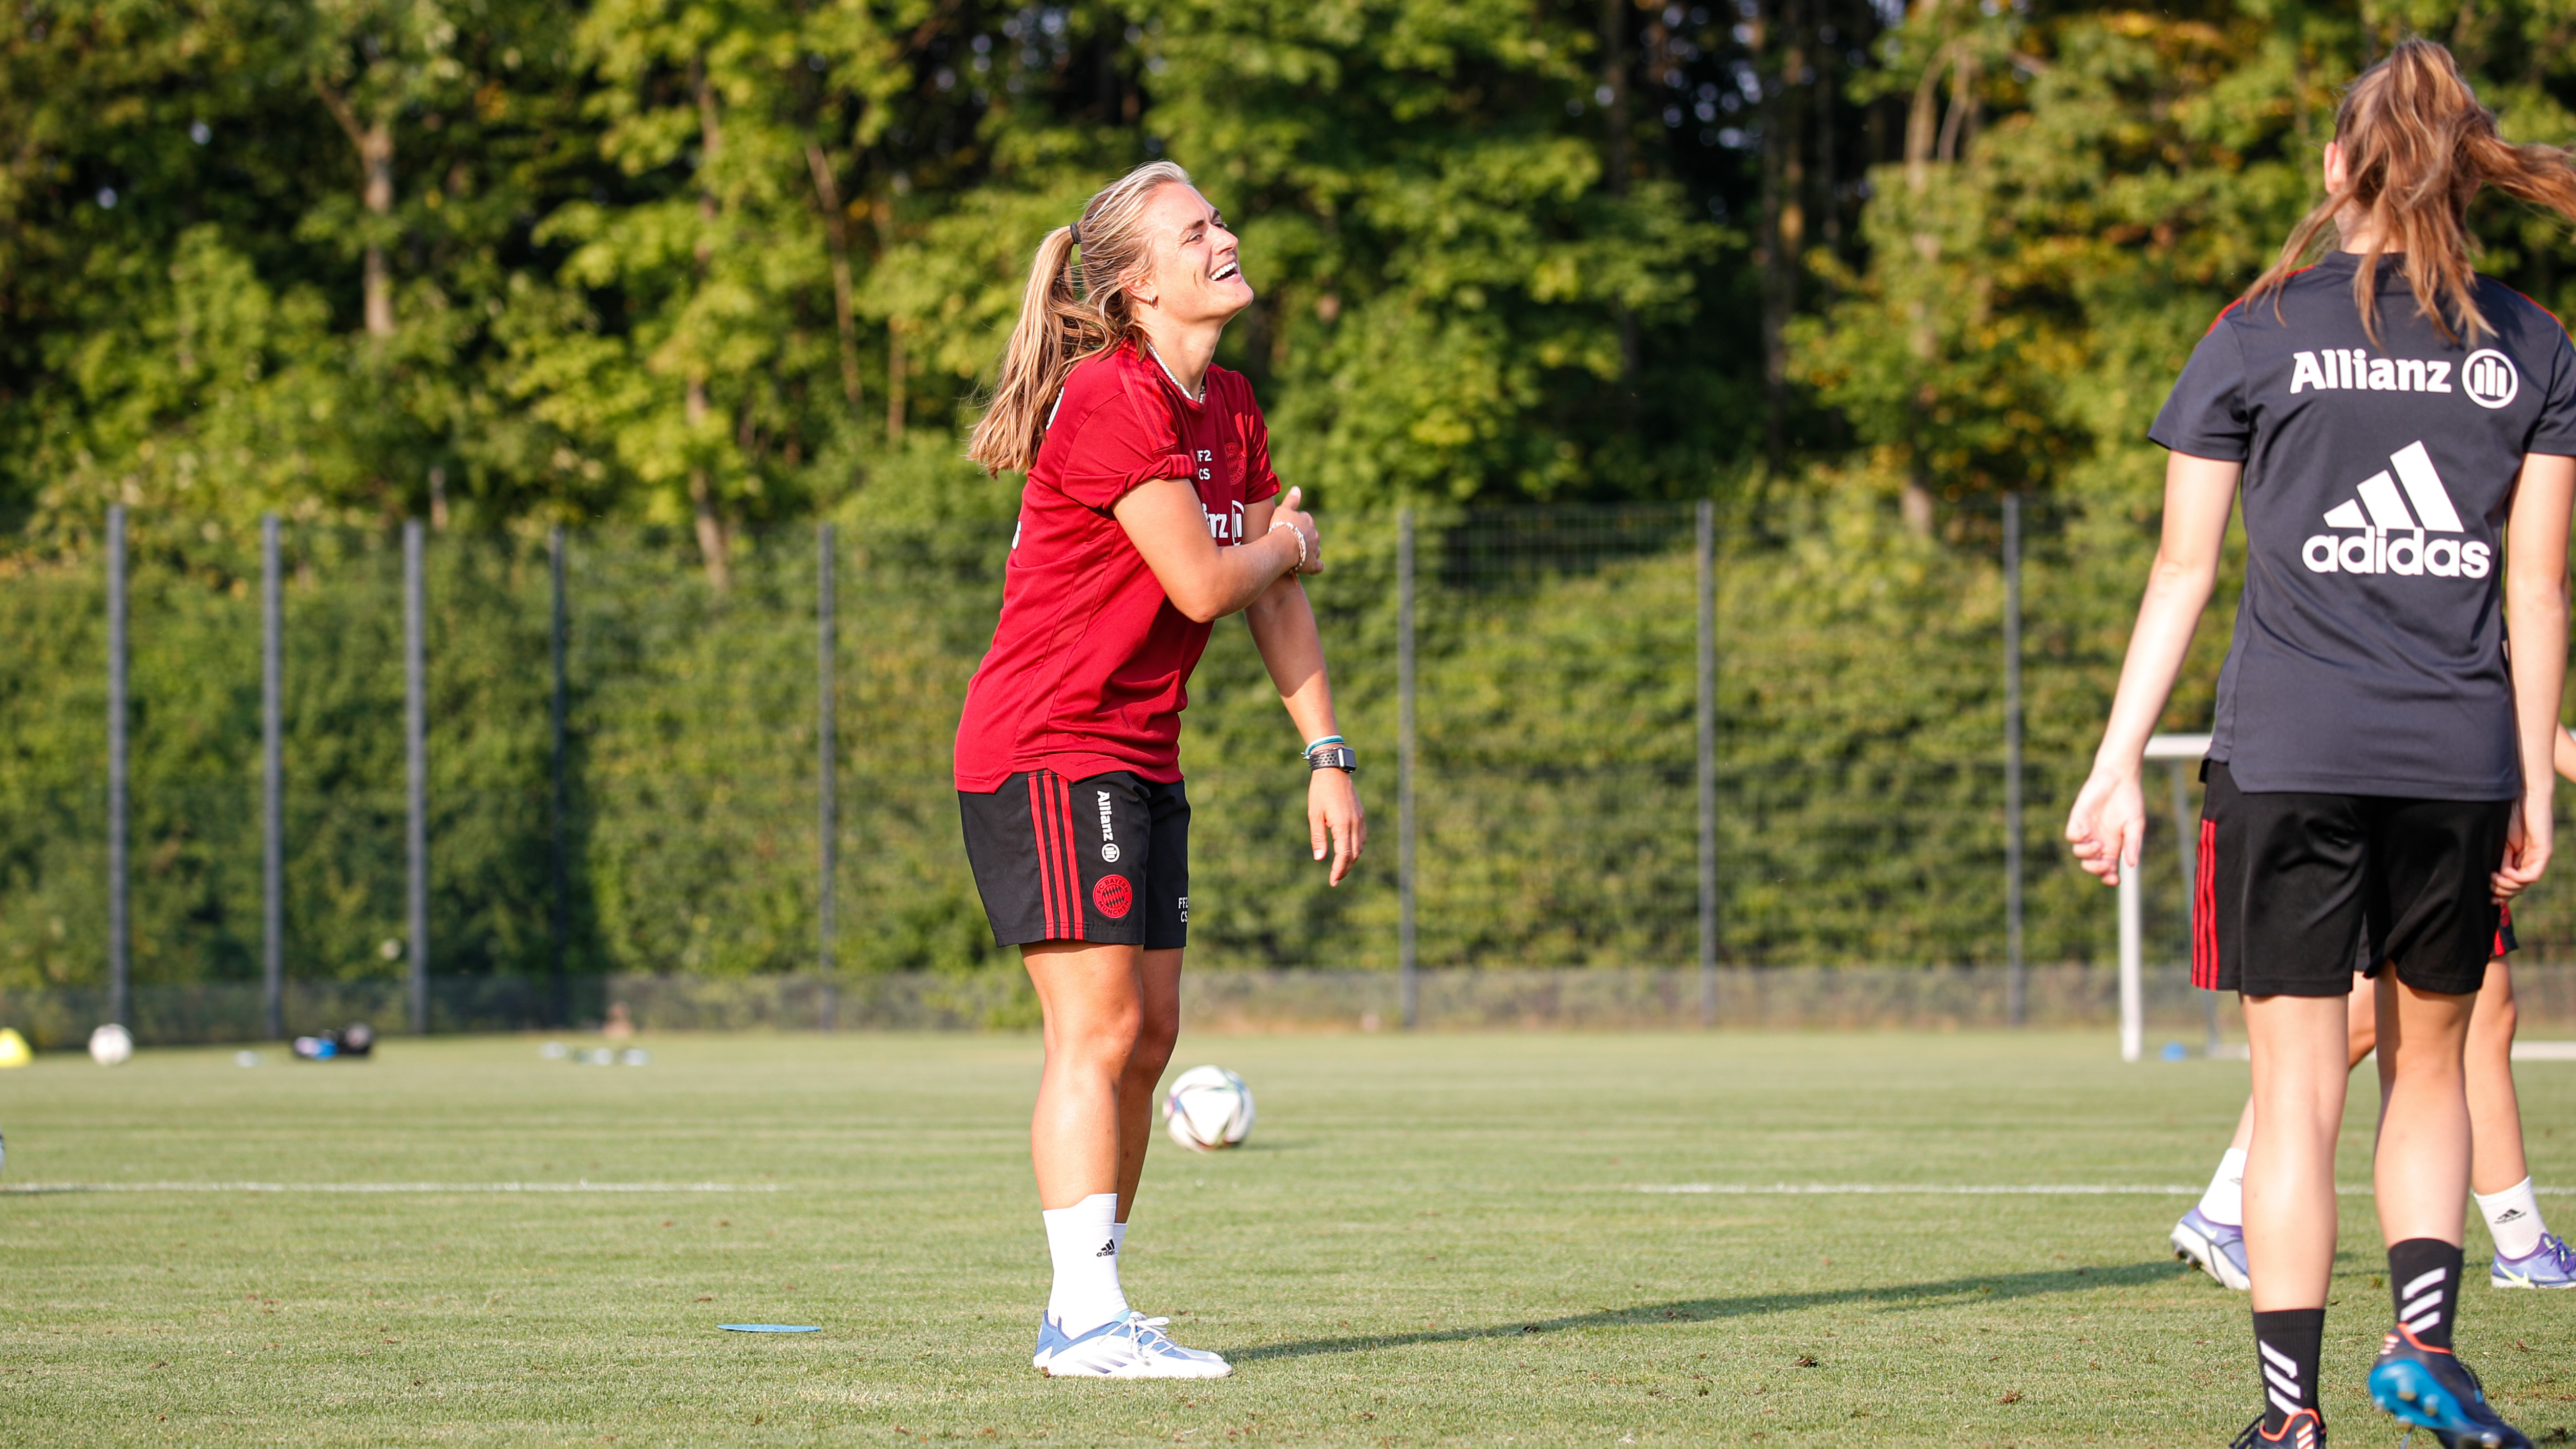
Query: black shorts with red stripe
2191 759 2509 998
959 770 1189 949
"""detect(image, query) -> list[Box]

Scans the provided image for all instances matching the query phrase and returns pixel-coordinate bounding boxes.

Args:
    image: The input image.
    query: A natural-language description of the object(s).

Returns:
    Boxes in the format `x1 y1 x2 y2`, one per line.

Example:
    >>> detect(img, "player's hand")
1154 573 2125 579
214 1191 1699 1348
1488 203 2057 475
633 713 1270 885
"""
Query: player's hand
1309 764 1364 885
2064 767 2145 887
1274 486 1323 575
2495 789 2552 901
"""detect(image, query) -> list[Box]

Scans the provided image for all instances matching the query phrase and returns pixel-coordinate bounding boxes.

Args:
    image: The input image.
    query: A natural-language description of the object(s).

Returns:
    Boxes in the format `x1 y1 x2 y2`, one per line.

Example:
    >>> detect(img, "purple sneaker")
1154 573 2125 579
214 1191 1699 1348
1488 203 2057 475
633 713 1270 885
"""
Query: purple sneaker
2173 1205 2251 1290
2491 1232 2576 1290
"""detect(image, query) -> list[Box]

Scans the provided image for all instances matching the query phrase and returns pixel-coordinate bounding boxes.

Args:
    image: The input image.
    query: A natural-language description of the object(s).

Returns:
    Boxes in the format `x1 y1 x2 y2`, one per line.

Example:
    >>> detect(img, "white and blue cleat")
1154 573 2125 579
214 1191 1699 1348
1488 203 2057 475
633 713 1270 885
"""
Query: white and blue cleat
1033 1313 1073 1370
1036 1311 1231 1378
2173 1206 2252 1291
2490 1232 2576 1290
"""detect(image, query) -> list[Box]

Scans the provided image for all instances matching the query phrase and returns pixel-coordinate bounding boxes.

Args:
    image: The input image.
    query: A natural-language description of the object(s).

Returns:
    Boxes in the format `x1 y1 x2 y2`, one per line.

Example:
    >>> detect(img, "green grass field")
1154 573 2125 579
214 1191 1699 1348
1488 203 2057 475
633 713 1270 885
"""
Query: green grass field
5 1031 2575 1446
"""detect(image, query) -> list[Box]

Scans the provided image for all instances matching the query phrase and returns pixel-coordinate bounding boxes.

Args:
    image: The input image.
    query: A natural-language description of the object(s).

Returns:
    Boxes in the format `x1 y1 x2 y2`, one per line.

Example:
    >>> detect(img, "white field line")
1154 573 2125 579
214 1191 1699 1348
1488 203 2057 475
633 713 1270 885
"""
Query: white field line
1634 1183 2576 1197
0 1180 782 1195
2511 1041 2576 1060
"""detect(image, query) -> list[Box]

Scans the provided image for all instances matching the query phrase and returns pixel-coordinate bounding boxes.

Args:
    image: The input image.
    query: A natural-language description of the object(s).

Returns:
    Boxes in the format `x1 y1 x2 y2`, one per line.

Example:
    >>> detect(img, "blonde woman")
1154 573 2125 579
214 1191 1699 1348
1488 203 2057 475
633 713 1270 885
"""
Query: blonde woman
2069 41 2576 1449
954 162 1366 1378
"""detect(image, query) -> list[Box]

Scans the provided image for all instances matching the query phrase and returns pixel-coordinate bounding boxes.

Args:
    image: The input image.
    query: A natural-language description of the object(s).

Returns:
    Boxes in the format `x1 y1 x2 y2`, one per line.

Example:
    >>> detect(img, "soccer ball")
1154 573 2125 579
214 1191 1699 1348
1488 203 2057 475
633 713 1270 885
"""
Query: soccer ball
1163 1064 1255 1152
88 1024 133 1067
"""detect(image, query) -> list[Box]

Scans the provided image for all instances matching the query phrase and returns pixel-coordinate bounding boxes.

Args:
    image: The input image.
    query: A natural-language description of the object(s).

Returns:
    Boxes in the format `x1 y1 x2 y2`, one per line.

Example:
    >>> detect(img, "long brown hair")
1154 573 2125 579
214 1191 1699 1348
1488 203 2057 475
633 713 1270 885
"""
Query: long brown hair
2245 38 2576 345
967 161 1194 475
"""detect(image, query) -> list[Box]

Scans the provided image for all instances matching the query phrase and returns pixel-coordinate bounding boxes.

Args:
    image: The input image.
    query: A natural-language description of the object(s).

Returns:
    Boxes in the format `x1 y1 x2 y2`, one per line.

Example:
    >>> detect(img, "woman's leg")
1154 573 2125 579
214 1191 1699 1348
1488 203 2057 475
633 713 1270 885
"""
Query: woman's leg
2243 993 2354 1311
2218 971 2374 1161
1023 941 1146 1343
1115 949 1184 1220
2373 974 2473 1248
2465 958 2528 1196
1025 941 1146 1209
2466 958 2569 1275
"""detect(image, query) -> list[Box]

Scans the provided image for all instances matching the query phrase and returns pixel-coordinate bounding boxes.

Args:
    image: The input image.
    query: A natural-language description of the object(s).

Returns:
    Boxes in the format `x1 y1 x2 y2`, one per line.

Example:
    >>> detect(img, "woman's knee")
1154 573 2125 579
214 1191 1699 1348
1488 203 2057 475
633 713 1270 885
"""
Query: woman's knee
1049 997 1145 1069
1129 1005 1180 1078
2473 989 2519 1053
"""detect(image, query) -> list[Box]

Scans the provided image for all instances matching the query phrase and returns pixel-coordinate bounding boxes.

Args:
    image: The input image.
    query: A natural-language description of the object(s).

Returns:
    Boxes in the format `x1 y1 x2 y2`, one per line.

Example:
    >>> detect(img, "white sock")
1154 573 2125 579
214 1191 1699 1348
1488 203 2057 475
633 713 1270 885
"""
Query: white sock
2476 1177 2548 1260
1111 1220 1128 1254
1041 1192 1128 1336
2198 1147 2247 1227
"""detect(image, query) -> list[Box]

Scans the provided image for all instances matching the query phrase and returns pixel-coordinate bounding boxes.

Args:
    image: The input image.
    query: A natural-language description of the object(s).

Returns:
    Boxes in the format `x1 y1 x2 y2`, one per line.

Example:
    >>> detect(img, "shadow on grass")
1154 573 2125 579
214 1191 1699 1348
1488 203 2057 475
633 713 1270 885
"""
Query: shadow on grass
1225 1259 2184 1363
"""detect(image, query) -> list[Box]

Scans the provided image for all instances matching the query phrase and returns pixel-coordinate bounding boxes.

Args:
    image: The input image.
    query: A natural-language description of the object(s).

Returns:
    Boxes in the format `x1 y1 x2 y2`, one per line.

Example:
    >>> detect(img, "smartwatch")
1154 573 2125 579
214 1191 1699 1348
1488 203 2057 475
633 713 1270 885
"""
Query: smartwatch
1305 743 1357 774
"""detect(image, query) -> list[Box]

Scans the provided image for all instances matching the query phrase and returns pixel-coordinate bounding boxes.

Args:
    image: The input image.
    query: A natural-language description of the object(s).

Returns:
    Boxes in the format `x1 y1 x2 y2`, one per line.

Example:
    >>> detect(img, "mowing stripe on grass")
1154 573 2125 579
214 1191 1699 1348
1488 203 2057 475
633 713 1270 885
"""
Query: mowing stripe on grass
1630 1182 2576 1196
0 1180 782 1195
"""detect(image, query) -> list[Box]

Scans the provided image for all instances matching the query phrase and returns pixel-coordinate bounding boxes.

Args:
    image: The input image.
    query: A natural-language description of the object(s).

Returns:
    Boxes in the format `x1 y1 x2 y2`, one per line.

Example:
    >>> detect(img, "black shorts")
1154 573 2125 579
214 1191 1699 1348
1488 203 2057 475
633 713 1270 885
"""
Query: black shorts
2348 904 2515 969
959 770 1189 949
2193 760 2508 997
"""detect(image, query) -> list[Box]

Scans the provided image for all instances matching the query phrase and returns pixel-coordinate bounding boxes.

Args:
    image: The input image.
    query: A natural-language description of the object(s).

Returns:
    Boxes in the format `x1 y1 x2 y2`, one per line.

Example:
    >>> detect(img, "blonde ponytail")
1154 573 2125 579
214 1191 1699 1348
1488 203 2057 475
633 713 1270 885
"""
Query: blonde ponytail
2247 38 2576 346
967 161 1195 475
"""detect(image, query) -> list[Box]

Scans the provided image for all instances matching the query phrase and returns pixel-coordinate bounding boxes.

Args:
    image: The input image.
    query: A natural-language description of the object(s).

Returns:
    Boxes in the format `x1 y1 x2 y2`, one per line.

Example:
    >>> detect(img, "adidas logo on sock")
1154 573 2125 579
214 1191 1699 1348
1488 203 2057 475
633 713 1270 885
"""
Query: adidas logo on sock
2302 441 2490 579
2400 1267 2446 1335
2495 1207 2527 1223
1096 1240 1117 1258
2259 1340 2304 1417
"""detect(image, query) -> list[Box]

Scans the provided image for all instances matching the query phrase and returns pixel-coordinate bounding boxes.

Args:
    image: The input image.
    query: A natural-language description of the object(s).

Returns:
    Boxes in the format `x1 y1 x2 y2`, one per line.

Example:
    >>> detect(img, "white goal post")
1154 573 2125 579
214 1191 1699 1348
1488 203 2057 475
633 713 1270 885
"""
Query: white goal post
2118 733 2213 1061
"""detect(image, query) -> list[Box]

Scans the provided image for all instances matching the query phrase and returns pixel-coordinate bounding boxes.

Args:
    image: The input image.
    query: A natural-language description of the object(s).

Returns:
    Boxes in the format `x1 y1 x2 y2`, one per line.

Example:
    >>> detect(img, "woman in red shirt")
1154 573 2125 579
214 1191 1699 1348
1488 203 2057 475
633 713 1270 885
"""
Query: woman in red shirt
956 161 1365 1378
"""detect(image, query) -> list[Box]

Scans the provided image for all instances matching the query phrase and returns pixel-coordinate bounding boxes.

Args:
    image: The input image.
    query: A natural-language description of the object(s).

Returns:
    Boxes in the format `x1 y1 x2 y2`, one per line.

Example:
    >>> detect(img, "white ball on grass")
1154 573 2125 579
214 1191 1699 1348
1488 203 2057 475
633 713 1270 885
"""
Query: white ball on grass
1163 1064 1255 1152
88 1024 133 1067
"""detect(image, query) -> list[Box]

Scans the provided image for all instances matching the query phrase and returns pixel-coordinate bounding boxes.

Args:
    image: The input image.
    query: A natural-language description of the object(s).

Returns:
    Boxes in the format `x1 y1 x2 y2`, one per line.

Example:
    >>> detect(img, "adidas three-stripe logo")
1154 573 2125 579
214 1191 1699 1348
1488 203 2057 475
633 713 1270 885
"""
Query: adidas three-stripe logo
2399 1266 2447 1336
2302 440 2493 579
2258 1340 2304 1417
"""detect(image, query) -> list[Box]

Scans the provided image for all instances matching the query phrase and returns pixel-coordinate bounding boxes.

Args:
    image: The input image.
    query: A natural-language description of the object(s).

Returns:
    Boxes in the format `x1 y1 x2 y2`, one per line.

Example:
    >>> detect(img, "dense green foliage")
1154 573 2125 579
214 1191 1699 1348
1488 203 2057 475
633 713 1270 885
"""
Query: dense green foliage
11 1 2576 983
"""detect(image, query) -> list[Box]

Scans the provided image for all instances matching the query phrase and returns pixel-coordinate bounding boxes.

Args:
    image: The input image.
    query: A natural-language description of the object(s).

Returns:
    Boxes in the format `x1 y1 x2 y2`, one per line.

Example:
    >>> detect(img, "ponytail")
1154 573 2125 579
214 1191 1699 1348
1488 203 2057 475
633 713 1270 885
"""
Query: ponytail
968 161 1195 475
2245 38 2576 346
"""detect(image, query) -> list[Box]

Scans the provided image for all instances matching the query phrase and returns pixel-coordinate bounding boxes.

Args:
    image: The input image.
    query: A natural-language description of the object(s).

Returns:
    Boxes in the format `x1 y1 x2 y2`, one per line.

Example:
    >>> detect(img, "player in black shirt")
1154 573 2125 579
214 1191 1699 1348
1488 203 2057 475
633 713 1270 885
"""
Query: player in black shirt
2068 40 2576 1449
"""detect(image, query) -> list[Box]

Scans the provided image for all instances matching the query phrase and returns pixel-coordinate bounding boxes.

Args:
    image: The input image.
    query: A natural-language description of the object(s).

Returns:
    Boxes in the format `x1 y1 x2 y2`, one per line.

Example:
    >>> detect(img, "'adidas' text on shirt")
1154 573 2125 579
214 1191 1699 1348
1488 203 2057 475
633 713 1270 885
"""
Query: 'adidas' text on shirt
2302 441 2491 579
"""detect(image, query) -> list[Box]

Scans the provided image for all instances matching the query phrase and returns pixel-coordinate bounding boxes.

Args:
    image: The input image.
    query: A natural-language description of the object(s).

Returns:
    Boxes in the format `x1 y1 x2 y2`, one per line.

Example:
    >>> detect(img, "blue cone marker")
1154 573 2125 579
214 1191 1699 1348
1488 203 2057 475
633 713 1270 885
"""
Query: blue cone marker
720 1324 820 1333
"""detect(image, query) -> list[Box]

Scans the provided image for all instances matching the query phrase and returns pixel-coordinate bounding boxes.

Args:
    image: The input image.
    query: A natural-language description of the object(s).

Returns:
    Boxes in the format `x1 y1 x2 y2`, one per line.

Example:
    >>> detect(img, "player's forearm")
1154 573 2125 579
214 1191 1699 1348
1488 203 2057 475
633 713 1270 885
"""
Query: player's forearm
2090 554 2216 779
1245 579 1339 742
1166 533 1301 623
2505 571 2566 802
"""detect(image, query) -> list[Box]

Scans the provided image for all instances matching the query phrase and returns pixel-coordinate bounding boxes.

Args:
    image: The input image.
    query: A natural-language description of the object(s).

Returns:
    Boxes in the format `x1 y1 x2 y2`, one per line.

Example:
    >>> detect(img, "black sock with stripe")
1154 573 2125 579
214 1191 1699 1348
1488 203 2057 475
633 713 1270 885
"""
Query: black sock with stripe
2252 1308 2324 1430
2388 1238 2463 1351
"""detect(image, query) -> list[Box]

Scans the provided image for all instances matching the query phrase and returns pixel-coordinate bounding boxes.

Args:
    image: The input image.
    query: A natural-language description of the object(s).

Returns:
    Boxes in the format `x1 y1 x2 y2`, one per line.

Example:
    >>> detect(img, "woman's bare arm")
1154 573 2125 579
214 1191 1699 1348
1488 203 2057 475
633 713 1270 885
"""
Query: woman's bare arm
2498 452 2574 898
2065 451 2242 885
1113 481 1319 623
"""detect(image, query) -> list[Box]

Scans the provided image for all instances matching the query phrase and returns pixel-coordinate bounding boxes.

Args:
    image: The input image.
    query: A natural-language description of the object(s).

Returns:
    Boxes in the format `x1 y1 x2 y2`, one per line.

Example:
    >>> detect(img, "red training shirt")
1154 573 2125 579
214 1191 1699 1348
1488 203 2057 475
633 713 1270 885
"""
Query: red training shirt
953 340 1282 792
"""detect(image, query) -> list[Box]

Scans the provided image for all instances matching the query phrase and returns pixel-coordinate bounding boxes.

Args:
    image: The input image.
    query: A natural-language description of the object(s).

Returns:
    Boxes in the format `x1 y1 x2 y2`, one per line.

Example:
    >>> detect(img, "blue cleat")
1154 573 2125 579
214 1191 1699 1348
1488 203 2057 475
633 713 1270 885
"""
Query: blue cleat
2367 1326 2531 1448
2173 1205 2252 1290
2490 1232 2576 1290
2231 1408 2325 1449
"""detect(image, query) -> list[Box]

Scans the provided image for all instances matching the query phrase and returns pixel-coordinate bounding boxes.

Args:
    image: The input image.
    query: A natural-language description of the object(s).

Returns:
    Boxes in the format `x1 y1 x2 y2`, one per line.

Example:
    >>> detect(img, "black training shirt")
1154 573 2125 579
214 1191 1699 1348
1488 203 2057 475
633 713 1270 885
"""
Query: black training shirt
2151 252 2576 798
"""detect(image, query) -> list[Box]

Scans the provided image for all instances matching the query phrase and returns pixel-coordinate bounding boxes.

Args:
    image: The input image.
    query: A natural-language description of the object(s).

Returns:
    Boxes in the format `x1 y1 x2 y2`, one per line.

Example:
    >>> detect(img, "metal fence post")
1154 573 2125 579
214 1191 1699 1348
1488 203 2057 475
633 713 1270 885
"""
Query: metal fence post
818 521 839 1032
1696 499 1717 1029
2003 493 2026 1027
404 519 429 1034
262 514 284 1041
1397 507 1418 1031
549 524 568 1030
106 505 129 1031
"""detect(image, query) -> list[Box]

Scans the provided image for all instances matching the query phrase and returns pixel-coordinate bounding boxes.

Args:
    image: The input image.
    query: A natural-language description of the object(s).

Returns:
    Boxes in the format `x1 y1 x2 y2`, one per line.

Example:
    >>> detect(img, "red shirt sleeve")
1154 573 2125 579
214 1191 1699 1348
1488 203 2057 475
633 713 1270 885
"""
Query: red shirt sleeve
1045 373 1194 510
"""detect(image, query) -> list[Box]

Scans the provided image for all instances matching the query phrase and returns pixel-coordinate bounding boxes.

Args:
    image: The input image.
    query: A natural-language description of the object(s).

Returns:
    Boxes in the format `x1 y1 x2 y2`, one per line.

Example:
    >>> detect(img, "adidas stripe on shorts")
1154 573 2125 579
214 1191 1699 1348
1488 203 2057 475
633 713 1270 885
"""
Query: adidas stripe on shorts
2192 759 2509 997
960 770 1189 949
